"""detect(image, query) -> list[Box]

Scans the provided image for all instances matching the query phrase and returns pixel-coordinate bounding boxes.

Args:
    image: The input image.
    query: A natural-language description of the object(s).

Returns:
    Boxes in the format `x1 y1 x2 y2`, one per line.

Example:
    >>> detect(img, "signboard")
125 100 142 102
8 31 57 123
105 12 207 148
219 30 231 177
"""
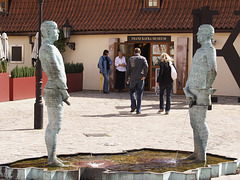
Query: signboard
127 36 171 42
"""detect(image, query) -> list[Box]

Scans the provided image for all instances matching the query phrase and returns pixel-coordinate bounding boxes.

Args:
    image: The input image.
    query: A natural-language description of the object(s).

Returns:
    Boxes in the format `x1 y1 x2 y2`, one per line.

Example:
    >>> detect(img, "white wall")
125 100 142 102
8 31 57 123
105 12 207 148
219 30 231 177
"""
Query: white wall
7 32 240 96
62 33 194 93
212 33 240 96
62 34 126 90
7 36 32 73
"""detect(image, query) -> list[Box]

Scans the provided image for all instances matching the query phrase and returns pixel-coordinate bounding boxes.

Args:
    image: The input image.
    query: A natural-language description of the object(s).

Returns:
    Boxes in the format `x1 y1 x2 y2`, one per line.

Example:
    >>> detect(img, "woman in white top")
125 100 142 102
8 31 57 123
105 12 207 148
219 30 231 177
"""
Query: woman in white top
115 51 127 92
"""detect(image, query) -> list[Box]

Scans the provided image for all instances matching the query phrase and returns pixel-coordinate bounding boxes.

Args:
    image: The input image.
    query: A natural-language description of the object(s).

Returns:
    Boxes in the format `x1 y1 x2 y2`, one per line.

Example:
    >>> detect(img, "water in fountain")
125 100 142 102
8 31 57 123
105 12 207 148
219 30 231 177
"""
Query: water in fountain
9 150 233 173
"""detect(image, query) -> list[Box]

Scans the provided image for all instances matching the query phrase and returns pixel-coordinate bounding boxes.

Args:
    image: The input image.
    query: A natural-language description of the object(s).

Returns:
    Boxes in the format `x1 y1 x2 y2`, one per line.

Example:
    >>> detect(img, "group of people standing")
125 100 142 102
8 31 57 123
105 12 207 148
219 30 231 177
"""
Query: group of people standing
98 50 127 93
98 48 176 115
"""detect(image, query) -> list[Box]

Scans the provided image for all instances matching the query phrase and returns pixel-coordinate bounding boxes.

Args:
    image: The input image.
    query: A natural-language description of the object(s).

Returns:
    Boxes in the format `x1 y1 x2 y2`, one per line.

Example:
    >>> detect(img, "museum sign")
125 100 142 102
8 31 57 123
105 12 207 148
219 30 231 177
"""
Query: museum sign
127 36 171 42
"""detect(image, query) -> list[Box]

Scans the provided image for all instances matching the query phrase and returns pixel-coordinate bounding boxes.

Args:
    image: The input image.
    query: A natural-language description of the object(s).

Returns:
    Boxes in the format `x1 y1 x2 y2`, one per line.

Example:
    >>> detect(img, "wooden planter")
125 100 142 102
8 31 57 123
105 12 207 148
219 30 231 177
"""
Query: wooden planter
10 76 36 101
0 73 9 102
66 73 83 92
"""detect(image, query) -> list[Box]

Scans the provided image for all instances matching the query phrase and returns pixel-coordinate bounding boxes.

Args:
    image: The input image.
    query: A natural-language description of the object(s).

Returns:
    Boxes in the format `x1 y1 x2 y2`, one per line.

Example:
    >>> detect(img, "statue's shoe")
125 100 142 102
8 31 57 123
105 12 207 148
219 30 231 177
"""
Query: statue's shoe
180 153 198 161
192 158 206 163
48 159 64 167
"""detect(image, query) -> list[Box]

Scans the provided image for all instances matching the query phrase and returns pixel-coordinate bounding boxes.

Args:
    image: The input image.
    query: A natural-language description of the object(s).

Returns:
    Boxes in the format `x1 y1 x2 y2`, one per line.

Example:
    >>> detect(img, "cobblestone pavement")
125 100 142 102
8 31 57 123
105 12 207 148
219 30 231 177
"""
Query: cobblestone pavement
0 91 240 179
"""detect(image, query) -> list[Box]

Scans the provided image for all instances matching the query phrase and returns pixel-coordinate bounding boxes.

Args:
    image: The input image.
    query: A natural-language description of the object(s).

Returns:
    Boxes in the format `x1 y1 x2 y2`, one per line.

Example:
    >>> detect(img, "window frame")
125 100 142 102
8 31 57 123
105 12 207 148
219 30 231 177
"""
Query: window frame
146 0 160 8
142 0 162 11
10 45 24 64
0 0 8 13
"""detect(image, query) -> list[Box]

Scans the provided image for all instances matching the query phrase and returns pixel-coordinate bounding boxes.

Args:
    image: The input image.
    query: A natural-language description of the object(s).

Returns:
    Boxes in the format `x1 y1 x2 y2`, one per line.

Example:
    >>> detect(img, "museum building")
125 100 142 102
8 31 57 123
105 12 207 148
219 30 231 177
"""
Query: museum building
0 0 240 96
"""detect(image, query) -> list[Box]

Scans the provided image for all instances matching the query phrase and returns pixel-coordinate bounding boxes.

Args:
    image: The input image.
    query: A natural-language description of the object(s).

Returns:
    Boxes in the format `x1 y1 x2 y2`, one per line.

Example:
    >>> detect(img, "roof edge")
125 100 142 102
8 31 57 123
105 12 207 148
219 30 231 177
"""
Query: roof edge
3 28 233 36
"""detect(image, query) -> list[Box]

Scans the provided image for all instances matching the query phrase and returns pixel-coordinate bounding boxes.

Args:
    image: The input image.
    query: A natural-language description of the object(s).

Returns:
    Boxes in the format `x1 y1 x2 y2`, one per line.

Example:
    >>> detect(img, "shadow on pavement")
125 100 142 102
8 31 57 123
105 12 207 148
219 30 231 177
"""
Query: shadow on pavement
70 91 239 105
82 112 149 117
0 128 36 132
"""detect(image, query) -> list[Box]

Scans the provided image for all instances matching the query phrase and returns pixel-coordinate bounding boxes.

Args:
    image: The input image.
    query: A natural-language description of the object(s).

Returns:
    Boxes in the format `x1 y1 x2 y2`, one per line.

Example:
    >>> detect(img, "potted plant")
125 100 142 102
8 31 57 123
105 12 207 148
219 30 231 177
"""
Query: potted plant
10 66 36 101
0 60 9 102
64 62 84 92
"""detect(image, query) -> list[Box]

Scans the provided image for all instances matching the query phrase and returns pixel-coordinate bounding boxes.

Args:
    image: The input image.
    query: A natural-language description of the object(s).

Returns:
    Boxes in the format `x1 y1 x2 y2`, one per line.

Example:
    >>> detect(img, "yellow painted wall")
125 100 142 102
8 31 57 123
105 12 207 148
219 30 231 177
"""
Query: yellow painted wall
7 36 32 73
212 33 240 96
62 33 194 94
7 33 240 96
62 33 240 96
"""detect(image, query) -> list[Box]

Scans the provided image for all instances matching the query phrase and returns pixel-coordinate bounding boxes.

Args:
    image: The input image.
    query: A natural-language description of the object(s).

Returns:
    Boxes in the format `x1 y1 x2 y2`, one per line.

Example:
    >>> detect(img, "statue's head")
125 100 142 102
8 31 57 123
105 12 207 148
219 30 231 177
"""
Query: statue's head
197 24 215 44
41 21 59 42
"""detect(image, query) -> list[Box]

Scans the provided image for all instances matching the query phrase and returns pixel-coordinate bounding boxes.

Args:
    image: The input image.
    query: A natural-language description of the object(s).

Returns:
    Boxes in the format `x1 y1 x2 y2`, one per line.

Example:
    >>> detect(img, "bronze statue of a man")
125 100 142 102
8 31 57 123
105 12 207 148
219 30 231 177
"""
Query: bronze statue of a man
184 24 217 162
39 21 70 167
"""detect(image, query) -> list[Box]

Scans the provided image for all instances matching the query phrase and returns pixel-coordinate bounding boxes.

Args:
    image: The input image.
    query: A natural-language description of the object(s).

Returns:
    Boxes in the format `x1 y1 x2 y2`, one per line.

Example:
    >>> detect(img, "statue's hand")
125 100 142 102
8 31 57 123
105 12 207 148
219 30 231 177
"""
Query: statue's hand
59 89 70 105
183 87 196 107
63 98 71 106
187 96 196 108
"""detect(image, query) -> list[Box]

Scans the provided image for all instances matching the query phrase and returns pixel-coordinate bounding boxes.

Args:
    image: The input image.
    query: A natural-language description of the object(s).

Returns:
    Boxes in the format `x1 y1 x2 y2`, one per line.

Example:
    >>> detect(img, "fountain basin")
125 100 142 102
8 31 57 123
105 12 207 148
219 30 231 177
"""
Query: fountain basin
0 149 239 180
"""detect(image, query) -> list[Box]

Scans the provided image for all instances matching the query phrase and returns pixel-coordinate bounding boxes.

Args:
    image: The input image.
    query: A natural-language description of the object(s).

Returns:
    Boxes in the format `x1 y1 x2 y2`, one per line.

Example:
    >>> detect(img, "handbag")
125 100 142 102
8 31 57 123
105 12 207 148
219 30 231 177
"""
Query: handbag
169 61 177 80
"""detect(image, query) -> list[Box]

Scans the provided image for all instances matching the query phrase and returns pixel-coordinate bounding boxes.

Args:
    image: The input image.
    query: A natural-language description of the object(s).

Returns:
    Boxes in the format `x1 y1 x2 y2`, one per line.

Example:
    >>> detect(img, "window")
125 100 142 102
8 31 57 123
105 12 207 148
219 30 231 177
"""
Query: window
148 0 157 7
145 0 162 9
0 0 8 12
11 45 24 63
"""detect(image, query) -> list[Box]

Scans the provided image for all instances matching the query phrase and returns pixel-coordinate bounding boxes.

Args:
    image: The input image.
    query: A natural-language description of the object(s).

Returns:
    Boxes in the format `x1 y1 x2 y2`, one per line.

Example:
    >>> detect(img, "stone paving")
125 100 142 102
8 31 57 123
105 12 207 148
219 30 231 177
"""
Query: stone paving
0 91 240 179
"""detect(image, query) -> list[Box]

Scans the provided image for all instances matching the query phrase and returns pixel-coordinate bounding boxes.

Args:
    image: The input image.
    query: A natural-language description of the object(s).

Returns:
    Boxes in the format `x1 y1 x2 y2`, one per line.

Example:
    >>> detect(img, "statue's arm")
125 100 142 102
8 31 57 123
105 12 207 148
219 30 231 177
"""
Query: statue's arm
48 55 67 90
45 47 69 102
183 56 196 105
206 48 217 89
183 87 196 105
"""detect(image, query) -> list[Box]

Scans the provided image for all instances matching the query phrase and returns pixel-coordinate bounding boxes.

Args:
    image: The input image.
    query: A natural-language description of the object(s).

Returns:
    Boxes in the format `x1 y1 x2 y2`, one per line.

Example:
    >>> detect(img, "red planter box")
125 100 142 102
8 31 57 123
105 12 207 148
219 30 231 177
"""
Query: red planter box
10 76 36 101
67 73 83 92
42 71 48 93
0 73 9 102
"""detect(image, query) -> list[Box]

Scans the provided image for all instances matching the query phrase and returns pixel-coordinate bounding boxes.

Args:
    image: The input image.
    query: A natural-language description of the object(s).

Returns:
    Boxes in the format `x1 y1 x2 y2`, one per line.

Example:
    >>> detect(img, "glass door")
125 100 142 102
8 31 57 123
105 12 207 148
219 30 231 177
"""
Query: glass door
150 42 174 91
113 43 134 90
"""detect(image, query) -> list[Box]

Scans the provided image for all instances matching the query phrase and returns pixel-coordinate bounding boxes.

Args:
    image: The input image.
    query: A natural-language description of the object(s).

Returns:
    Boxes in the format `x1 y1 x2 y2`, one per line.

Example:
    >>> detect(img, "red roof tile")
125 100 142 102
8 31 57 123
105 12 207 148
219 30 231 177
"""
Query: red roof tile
0 0 239 34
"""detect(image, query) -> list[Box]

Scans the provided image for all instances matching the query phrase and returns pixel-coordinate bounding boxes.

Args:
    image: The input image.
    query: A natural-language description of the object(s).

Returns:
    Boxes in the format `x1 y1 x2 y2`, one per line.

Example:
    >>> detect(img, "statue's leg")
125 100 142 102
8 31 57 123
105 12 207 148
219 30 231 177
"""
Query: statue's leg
194 105 209 162
186 105 208 162
184 107 200 160
185 133 199 160
45 105 64 167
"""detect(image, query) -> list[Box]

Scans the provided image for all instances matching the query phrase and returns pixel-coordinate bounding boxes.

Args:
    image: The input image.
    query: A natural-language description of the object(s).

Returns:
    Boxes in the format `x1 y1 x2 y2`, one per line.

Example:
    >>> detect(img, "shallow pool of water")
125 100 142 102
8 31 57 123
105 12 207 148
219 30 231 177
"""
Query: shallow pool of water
9 150 234 173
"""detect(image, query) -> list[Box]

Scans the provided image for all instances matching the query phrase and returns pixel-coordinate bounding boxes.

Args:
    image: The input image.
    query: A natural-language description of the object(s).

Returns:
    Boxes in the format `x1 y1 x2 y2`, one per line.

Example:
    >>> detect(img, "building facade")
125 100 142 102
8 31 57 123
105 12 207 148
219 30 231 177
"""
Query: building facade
0 0 240 96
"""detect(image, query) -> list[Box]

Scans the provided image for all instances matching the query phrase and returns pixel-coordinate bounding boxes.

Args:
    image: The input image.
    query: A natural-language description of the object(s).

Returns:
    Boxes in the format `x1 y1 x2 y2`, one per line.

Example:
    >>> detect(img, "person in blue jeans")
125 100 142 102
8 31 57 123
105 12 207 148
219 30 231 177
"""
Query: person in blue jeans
98 50 112 93
126 48 148 114
157 53 177 115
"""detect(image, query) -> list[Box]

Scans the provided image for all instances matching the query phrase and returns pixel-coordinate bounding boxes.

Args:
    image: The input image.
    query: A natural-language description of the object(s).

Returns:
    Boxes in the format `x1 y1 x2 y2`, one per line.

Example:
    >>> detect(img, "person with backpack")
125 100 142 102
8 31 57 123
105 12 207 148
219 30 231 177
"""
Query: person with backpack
98 49 112 94
156 53 177 115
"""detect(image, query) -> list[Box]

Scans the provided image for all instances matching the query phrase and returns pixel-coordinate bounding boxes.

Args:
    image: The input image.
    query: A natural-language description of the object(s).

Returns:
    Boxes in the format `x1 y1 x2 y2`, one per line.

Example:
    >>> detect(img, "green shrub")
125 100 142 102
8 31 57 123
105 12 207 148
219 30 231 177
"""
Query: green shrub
54 28 66 53
18 67 23 78
0 60 8 73
11 66 35 78
0 65 3 73
64 62 84 74
29 67 35 77
23 66 28 77
11 66 17 78
1 60 7 73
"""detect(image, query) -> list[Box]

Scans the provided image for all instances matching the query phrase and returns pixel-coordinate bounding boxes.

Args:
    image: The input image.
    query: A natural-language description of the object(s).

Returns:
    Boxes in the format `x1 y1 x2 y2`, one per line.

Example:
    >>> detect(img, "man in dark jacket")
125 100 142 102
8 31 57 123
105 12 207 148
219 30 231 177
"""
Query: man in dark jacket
127 48 148 114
